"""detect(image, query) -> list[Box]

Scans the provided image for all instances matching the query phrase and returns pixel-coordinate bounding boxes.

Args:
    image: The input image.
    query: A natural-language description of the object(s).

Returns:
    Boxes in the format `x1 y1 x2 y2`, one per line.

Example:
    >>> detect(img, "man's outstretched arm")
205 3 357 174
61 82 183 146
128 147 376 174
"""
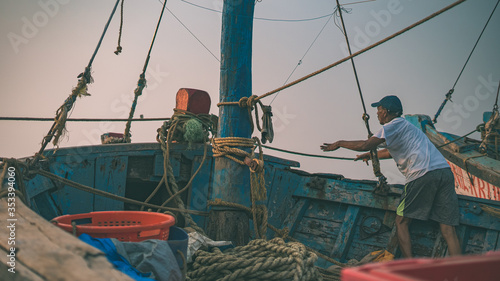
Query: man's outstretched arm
320 136 385 152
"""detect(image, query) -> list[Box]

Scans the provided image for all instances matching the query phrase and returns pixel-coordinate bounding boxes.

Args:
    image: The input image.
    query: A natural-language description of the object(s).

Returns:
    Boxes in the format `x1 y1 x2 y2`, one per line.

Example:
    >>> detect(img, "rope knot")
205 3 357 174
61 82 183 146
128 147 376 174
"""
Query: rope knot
362 113 370 122
114 46 122 55
238 95 258 108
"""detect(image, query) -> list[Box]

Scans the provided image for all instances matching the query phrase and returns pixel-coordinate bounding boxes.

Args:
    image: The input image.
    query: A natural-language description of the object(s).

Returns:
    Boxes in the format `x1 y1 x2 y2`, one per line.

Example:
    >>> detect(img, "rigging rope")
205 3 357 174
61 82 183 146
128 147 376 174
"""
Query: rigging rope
437 128 478 148
262 145 356 160
114 0 124 55
256 0 467 103
479 80 500 154
433 0 499 123
30 0 121 167
152 109 217 235
124 0 168 143
0 117 170 122
270 9 335 104
210 136 268 239
335 0 388 195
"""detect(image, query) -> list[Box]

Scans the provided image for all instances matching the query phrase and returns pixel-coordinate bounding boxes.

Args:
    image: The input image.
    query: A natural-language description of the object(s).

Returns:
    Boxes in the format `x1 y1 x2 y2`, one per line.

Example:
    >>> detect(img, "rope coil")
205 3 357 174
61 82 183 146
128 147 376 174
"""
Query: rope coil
187 237 322 281
211 136 268 239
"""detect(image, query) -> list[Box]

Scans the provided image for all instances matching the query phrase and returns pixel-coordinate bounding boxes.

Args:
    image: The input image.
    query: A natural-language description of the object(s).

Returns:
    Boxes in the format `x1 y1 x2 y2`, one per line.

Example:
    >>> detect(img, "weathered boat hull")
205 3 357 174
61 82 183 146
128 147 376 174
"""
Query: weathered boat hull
22 141 500 268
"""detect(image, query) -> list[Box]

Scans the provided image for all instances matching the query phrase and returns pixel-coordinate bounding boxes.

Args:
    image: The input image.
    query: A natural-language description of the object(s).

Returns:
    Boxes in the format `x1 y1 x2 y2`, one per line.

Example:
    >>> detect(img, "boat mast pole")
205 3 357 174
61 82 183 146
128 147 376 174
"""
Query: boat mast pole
208 0 255 246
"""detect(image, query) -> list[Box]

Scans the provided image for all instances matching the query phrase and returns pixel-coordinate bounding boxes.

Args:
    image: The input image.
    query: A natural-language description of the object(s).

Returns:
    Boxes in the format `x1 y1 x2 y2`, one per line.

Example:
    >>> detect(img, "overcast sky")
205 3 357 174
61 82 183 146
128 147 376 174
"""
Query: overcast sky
1 0 499 184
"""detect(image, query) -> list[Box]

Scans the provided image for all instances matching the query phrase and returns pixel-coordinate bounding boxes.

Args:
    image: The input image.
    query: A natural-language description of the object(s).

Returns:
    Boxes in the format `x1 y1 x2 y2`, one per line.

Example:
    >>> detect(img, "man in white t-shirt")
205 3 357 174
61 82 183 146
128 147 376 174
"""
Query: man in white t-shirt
320 95 461 258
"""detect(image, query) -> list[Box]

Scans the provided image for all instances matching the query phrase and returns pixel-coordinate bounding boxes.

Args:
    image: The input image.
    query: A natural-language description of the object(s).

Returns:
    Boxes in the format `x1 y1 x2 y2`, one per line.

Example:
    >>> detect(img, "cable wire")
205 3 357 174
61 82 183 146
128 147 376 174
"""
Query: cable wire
263 145 356 160
433 0 499 123
270 11 335 104
0 117 170 122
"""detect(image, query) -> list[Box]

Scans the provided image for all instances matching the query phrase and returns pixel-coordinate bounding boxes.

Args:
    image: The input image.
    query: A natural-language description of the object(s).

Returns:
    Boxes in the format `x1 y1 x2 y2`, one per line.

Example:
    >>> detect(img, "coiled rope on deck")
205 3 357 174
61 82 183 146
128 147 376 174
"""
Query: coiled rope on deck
187 237 322 281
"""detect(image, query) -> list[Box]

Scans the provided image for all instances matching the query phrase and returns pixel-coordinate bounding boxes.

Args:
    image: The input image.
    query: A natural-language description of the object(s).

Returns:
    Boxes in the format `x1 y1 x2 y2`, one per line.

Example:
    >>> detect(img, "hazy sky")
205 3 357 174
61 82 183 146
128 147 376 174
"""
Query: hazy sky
1 0 499 184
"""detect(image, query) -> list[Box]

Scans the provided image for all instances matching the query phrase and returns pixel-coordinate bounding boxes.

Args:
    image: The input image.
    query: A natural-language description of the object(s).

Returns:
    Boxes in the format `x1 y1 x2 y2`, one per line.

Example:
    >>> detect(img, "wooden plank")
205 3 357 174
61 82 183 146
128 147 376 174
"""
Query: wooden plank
294 216 342 240
280 199 310 237
0 198 133 281
30 192 60 221
266 169 304 236
293 178 401 212
0 247 44 281
94 156 128 211
459 201 500 230
483 230 499 251
330 206 361 261
50 158 95 215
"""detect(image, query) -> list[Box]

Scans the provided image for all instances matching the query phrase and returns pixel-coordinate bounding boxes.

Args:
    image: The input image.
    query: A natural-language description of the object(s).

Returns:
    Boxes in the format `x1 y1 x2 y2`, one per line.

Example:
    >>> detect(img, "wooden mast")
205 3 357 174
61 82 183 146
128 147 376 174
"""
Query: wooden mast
207 0 255 246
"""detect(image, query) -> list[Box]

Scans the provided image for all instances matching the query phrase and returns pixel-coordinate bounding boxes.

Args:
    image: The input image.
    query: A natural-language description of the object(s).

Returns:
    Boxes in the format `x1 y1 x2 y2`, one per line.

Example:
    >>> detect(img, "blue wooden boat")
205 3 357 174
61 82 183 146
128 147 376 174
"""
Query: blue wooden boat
2 1 500 280
22 135 500 266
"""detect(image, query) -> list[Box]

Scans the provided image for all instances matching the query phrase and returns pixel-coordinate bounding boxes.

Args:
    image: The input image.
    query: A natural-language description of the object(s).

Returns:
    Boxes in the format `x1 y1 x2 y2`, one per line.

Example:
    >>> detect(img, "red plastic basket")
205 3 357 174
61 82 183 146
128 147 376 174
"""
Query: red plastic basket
341 251 500 281
52 211 175 242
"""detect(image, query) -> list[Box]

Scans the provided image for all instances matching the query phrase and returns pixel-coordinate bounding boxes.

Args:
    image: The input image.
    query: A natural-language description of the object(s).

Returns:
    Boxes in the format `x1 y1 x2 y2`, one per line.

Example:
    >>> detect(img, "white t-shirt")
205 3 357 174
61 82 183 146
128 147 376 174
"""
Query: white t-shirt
374 117 449 183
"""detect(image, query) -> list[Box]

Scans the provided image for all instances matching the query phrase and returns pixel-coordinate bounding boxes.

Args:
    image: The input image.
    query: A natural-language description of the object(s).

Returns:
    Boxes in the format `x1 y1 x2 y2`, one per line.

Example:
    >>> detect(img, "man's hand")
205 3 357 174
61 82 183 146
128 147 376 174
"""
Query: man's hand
355 152 371 165
320 142 341 152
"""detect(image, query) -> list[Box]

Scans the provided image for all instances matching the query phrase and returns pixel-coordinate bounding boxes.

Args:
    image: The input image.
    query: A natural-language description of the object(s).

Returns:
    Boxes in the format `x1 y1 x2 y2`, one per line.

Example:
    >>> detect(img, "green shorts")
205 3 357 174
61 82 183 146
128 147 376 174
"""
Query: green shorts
397 168 459 226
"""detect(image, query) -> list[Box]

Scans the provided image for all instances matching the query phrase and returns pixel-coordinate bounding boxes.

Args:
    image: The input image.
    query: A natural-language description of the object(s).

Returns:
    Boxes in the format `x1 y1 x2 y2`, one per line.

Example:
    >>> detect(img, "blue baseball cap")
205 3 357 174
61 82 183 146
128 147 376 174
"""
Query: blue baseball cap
371 95 403 115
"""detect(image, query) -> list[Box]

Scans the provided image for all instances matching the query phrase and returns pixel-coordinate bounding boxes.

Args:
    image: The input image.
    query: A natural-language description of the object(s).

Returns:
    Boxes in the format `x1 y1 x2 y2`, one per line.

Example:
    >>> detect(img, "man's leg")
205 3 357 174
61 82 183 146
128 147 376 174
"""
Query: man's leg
395 215 412 258
440 223 461 256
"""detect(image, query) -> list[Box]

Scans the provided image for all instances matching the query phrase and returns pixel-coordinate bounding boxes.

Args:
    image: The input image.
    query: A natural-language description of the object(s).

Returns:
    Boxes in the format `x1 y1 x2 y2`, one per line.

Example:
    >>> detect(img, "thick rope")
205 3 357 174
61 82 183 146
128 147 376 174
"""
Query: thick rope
123 0 168 142
256 0 466 103
480 204 500 219
114 0 124 55
153 109 217 235
433 0 499 123
187 237 322 281
0 159 28 205
217 95 270 138
211 136 268 238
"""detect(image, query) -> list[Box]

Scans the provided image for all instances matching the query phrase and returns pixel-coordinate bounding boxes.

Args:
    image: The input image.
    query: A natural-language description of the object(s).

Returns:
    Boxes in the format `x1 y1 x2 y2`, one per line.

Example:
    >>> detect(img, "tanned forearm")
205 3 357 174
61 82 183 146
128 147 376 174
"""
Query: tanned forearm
355 149 392 162
378 148 392 159
337 140 373 152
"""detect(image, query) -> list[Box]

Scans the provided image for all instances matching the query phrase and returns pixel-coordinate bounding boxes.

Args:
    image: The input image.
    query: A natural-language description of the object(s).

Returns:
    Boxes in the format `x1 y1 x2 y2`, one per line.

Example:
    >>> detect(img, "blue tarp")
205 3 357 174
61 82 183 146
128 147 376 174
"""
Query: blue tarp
79 234 154 281
79 227 186 281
